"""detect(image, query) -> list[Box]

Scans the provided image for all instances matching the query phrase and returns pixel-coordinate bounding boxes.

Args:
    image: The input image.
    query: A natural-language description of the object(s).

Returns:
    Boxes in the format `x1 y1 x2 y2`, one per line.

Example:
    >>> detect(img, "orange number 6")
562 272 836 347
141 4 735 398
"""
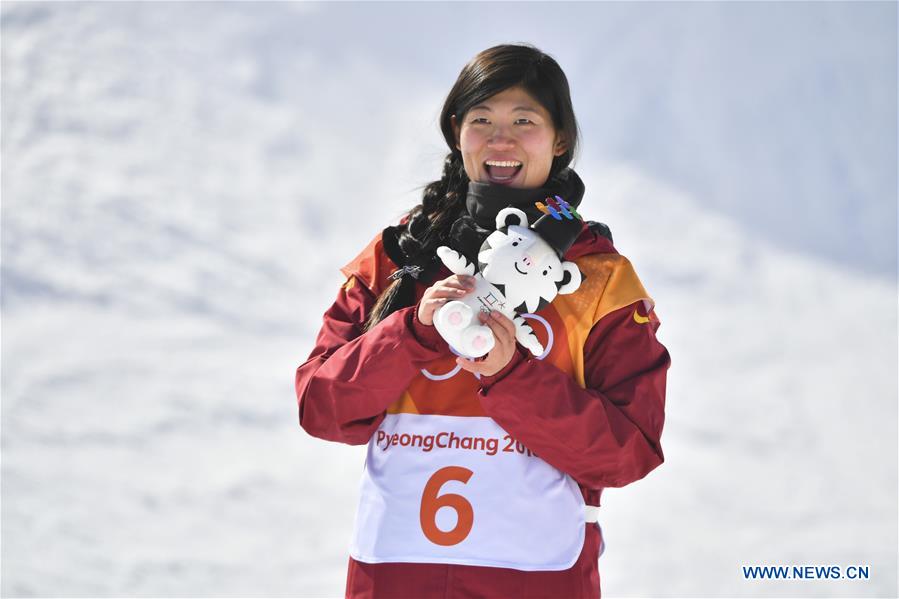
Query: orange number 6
420 466 474 546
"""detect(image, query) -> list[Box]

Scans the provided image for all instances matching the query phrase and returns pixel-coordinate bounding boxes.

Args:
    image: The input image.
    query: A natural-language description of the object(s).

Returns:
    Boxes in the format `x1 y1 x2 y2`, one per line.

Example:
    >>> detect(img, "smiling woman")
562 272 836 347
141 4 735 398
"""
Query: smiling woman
294 43 671 599
451 85 569 189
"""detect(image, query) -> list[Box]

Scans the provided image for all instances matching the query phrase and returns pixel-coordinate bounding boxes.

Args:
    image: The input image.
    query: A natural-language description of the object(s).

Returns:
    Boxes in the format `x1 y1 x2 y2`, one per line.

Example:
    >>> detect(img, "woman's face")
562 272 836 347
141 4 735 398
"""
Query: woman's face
451 86 568 189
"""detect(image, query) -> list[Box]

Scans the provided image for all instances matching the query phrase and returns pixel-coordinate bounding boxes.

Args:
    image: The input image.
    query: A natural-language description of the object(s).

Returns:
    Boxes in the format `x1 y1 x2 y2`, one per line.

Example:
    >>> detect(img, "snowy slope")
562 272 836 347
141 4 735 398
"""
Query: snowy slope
584 162 897 598
2 2 896 598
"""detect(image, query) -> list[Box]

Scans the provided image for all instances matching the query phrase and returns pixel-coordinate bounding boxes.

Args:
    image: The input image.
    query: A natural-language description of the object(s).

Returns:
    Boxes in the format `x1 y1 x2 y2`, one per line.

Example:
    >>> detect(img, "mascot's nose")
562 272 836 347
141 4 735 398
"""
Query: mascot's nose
522 255 533 266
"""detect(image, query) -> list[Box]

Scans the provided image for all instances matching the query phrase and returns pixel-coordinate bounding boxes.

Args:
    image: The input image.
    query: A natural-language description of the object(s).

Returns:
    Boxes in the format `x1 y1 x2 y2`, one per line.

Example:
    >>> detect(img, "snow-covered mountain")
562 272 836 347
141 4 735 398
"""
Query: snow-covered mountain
2 2 895 597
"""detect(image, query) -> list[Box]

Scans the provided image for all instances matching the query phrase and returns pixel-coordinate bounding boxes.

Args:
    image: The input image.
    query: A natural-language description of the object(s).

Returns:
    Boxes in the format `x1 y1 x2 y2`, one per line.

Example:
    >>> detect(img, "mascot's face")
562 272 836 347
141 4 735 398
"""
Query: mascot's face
478 209 582 314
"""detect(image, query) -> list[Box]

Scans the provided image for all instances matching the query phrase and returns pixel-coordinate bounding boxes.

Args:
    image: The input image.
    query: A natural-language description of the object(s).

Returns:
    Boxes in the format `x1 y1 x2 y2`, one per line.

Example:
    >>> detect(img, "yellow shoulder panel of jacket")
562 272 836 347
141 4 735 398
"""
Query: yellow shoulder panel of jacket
339 232 396 297
553 252 655 388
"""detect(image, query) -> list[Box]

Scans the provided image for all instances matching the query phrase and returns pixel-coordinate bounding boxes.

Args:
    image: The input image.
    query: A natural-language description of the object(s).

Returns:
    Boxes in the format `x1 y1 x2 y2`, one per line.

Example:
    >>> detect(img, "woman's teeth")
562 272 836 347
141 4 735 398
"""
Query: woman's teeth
485 160 523 182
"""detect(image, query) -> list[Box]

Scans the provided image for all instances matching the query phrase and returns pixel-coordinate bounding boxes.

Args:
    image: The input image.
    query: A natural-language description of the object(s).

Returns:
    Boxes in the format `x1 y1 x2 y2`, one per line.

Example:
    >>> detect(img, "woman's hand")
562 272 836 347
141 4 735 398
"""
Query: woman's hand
456 310 518 377
417 274 477 326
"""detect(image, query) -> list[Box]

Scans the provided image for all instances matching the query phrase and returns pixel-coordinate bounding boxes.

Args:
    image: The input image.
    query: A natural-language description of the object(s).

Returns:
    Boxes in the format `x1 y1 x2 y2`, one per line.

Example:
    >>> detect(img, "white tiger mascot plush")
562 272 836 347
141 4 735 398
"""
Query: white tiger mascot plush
434 206 584 359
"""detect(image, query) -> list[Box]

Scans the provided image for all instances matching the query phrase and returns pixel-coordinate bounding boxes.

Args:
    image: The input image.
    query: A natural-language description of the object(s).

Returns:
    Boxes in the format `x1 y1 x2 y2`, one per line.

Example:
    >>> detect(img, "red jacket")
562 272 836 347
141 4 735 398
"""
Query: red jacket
295 222 671 599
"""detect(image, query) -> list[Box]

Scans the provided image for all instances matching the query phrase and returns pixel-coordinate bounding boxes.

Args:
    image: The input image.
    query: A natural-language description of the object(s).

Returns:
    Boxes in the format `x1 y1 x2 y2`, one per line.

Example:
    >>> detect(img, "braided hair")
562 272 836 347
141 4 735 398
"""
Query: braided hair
363 154 469 331
364 43 580 331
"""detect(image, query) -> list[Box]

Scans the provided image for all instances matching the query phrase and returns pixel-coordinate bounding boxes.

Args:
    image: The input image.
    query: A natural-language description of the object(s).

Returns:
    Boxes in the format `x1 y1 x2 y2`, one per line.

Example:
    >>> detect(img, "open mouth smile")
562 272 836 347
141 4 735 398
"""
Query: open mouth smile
484 160 523 185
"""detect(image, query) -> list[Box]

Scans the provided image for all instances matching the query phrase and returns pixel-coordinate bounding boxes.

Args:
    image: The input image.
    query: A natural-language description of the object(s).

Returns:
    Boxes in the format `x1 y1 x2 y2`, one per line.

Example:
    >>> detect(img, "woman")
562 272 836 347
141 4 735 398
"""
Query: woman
295 43 671 599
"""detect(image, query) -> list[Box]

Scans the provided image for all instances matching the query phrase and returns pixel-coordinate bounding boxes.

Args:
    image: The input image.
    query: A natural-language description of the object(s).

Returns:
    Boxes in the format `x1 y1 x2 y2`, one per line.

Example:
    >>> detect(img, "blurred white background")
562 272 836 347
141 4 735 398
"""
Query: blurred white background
2 2 896 597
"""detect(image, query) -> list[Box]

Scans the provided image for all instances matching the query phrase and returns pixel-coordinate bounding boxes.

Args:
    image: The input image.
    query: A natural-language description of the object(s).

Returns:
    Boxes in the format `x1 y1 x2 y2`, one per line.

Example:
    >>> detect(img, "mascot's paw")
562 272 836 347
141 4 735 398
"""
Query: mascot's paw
524 340 546 358
436 245 454 263
435 300 474 331
460 325 495 358
522 335 544 357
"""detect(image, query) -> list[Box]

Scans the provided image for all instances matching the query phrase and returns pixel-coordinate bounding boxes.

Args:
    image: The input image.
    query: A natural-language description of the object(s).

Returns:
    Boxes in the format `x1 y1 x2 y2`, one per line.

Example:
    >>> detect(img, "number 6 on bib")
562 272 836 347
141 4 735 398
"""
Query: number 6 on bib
420 466 474 546
350 414 586 570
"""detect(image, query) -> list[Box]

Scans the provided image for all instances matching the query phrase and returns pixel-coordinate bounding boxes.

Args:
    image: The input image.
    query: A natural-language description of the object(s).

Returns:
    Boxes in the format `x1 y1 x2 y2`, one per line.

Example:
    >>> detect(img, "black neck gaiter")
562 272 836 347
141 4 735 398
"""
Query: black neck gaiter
464 167 586 230
382 167 587 283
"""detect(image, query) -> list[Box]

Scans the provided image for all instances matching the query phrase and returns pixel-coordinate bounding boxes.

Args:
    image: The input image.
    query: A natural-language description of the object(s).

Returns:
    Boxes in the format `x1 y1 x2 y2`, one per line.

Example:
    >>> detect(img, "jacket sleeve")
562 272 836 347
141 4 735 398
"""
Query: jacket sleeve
476 299 671 489
295 275 449 445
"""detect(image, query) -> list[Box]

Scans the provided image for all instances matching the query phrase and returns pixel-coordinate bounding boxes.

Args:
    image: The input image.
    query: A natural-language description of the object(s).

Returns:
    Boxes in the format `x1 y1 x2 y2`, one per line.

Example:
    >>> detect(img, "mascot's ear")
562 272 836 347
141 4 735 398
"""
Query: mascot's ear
555 261 584 295
495 207 529 230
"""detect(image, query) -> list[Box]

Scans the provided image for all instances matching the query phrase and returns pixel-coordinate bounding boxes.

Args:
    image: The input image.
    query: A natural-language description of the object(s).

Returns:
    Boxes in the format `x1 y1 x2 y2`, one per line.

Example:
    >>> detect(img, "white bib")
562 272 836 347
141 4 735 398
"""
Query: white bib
349 413 587 571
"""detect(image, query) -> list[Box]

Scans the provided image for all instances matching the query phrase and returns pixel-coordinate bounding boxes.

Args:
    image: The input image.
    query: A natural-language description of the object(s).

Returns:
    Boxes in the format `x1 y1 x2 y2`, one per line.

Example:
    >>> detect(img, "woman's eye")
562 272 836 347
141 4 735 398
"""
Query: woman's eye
470 118 533 125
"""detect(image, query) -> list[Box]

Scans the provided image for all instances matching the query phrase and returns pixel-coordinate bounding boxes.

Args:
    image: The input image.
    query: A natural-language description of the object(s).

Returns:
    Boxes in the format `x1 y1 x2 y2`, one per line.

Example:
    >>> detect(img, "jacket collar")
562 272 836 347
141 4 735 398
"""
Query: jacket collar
565 222 617 260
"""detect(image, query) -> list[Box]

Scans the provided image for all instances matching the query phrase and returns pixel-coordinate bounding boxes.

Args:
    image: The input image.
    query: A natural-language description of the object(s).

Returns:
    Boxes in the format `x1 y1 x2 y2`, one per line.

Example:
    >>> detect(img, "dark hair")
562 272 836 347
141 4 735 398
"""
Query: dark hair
364 43 581 331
